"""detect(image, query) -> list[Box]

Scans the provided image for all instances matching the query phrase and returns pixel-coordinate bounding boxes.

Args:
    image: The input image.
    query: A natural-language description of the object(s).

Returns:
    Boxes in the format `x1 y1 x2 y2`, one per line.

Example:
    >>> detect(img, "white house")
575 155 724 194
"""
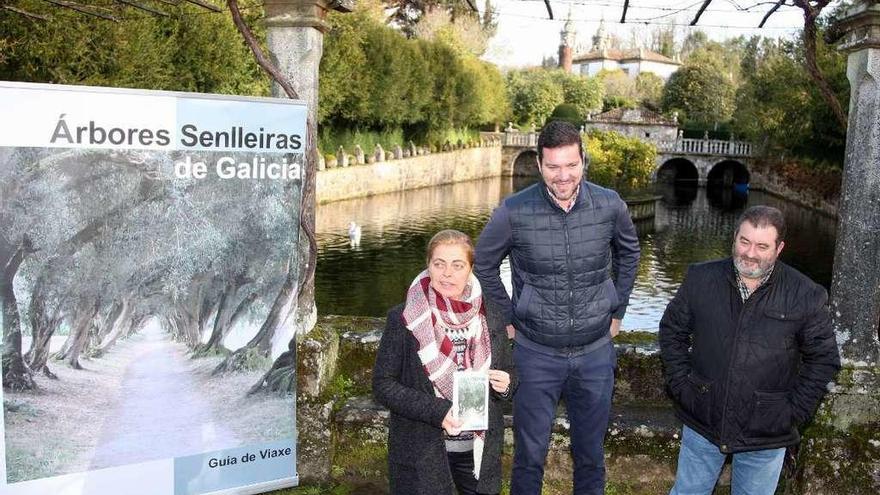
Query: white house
559 18 681 80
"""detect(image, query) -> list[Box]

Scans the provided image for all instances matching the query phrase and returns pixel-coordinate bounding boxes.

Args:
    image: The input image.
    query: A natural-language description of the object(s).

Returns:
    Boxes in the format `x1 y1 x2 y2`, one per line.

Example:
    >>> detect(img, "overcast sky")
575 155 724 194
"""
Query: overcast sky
482 0 831 68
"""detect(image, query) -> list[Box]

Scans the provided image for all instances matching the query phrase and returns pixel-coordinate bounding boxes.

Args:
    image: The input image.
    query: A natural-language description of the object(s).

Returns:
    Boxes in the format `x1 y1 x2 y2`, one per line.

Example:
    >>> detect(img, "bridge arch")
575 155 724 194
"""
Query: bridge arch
656 158 699 184
707 160 750 187
512 150 540 177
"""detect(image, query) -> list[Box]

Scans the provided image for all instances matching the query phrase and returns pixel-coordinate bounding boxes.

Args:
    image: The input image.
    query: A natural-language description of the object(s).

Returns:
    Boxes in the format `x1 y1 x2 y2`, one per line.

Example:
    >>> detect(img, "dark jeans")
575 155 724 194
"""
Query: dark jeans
510 340 615 495
447 450 497 495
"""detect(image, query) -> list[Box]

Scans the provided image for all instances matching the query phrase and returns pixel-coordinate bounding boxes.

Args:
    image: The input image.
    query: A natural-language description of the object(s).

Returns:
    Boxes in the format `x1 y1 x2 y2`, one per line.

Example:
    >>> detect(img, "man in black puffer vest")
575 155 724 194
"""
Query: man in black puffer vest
660 205 840 495
475 120 640 494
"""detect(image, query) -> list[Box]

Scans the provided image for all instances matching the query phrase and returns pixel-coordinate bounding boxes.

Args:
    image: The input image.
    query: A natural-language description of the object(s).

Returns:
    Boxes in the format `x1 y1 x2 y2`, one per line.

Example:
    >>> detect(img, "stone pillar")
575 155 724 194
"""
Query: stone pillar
264 0 354 485
336 145 348 167
374 143 385 162
354 144 365 165
829 1 880 368
789 3 880 493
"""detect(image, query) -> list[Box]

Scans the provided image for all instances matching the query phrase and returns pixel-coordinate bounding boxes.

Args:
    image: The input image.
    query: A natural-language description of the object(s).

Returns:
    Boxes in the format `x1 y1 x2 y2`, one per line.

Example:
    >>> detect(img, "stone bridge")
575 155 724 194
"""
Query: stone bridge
498 132 757 187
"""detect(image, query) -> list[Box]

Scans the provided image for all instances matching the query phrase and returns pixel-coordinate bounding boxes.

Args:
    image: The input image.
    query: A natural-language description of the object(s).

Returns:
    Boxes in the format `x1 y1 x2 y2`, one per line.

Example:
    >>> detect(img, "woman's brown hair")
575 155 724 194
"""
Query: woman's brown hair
426 230 475 266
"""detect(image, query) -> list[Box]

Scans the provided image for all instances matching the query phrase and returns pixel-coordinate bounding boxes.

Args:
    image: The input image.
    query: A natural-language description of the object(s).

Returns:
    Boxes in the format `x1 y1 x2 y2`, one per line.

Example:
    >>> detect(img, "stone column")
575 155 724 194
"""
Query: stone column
263 0 353 485
790 3 880 493
829 1 880 368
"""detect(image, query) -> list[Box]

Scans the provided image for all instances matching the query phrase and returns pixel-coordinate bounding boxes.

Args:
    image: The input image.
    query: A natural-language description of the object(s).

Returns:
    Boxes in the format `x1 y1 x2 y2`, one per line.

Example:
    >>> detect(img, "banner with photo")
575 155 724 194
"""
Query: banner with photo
0 81 306 495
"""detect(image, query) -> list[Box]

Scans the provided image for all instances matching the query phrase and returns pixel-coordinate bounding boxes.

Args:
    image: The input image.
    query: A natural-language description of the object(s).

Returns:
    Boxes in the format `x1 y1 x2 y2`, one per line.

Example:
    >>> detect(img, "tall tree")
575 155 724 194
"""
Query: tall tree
661 58 736 127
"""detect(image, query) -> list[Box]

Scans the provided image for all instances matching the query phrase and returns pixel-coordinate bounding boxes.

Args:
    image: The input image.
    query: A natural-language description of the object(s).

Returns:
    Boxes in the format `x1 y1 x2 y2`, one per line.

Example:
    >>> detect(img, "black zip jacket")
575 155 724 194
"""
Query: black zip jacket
659 258 840 453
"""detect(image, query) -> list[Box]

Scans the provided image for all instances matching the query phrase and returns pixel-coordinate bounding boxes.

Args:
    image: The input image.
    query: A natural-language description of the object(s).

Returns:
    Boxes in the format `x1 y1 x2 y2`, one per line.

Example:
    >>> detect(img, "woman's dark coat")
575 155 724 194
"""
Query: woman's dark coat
372 301 518 495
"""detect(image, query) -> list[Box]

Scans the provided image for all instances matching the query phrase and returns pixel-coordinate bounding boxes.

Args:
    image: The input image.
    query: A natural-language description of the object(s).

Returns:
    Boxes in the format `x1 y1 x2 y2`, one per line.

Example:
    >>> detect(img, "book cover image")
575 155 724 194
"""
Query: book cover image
452 371 489 431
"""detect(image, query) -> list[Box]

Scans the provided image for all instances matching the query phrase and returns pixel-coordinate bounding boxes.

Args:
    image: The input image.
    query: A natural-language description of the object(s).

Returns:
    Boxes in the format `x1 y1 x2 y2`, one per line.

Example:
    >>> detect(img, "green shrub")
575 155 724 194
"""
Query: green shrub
585 130 657 191
320 7 509 132
549 103 582 126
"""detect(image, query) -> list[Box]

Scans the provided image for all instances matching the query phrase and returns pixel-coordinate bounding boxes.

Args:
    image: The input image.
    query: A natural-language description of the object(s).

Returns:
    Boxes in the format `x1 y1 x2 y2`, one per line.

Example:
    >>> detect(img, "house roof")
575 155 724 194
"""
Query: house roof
572 48 680 65
589 107 677 126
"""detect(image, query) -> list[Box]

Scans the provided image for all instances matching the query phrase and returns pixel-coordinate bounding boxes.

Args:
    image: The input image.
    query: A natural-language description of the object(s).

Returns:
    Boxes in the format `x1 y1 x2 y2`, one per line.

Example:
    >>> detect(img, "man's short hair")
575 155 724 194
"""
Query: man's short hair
735 205 786 245
537 120 587 165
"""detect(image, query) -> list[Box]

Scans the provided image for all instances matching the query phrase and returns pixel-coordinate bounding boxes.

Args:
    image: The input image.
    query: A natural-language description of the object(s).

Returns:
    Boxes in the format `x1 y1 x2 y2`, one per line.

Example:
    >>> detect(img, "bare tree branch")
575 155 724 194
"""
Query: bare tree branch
225 0 317 348
2 5 51 21
185 0 222 12
793 0 848 130
226 0 299 100
39 0 119 21
116 0 170 16
690 0 713 25
758 0 787 28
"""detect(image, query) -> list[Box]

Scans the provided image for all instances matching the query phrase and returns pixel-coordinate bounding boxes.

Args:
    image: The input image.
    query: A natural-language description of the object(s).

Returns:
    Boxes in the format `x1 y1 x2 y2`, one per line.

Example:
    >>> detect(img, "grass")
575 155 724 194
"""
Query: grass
3 400 77 483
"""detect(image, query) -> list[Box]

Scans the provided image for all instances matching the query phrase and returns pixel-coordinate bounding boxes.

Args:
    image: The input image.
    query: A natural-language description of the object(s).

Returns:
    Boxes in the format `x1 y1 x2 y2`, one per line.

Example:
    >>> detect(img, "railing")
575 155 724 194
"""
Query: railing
656 138 755 157
503 132 539 147
502 132 756 158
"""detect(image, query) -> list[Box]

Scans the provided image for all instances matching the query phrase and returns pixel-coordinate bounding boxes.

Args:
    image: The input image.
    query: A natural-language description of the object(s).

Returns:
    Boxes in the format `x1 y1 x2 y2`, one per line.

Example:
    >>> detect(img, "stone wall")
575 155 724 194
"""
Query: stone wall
749 164 839 218
585 122 678 143
296 318 688 493
316 143 503 204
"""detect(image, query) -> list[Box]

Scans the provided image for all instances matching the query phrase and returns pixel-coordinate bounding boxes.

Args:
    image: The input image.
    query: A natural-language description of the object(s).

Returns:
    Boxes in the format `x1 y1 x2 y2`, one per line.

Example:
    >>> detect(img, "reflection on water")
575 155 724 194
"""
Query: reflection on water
316 178 836 331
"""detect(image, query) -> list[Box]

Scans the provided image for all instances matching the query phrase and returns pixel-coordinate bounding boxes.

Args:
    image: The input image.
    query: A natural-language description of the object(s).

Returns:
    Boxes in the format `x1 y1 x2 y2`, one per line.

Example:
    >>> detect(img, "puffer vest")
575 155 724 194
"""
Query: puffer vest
507 182 625 347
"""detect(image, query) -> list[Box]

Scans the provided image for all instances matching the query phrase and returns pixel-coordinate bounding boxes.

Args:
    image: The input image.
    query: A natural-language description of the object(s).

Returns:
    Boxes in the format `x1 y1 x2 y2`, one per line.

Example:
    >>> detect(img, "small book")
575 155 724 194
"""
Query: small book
452 370 489 431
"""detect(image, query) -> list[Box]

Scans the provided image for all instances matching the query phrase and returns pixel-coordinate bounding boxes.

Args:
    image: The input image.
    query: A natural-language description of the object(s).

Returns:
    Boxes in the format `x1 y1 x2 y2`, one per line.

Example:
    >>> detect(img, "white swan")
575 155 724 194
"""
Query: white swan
348 221 362 248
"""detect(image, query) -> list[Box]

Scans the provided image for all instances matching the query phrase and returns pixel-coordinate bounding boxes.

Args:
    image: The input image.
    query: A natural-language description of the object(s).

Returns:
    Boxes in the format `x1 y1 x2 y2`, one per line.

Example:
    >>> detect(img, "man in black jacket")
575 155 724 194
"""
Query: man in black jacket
475 121 640 494
659 205 840 495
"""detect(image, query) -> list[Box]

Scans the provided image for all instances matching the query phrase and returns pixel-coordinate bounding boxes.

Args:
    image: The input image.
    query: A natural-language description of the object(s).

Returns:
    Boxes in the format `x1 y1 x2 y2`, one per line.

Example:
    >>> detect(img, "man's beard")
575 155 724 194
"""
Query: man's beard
548 181 577 201
733 254 773 279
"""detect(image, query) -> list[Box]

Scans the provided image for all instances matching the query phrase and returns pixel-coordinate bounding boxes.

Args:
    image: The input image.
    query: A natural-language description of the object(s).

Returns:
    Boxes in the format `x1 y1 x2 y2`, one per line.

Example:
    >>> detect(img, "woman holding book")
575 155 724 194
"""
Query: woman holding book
373 229 517 495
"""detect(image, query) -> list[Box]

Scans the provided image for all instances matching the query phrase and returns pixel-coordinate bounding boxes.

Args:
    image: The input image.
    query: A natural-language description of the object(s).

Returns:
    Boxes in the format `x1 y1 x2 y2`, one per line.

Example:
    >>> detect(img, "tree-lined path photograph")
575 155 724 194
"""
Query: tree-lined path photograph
1 146 300 483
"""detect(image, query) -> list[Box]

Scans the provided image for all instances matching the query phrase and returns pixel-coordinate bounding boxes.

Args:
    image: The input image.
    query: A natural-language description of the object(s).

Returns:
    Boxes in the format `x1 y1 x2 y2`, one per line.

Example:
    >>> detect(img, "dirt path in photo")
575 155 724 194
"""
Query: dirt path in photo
89 323 240 470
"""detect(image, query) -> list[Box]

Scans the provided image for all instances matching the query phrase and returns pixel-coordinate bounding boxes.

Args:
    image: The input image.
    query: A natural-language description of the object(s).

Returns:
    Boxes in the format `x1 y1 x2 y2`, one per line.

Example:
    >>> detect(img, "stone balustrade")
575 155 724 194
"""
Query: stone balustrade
502 131 539 147
657 138 755 157
500 131 756 158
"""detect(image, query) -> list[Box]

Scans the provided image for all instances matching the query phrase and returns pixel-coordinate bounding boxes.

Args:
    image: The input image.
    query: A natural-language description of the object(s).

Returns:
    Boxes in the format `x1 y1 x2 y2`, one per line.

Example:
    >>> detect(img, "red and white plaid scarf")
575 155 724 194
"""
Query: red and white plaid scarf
402 269 491 478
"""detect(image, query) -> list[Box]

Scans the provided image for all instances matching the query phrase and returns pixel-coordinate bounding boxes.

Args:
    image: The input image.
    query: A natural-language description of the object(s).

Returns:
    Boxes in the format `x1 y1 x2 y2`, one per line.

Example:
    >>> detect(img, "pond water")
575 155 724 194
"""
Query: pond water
315 177 837 331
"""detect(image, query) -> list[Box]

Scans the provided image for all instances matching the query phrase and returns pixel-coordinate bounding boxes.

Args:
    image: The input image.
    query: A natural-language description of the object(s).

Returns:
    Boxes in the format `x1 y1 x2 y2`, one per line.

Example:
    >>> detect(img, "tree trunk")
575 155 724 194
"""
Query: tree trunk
66 301 98 370
251 116 319 394
24 275 63 378
94 301 123 345
231 0 320 394
25 311 61 379
92 298 132 357
1 239 36 391
195 285 231 356
214 261 297 374
53 331 75 362
196 284 256 357
167 299 199 347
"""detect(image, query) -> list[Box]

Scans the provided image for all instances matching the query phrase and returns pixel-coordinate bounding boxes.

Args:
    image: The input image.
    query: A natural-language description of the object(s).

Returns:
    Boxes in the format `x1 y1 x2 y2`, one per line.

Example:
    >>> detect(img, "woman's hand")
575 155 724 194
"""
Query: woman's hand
442 408 463 436
488 369 511 394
